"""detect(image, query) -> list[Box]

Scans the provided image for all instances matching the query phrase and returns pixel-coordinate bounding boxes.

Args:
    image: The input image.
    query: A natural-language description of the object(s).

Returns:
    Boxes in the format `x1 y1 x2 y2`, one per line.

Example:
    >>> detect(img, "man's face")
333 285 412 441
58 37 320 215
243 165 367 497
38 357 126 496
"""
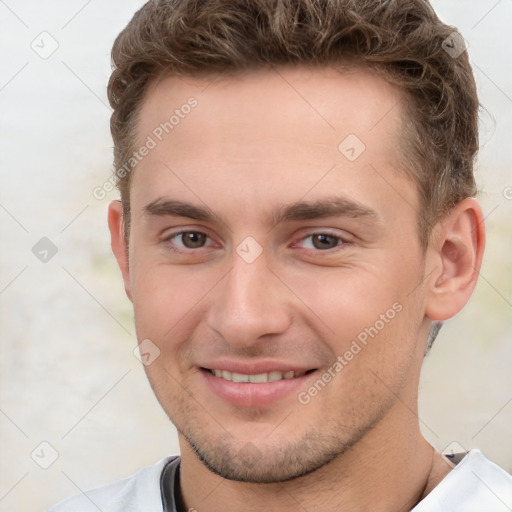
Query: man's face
122 67 431 482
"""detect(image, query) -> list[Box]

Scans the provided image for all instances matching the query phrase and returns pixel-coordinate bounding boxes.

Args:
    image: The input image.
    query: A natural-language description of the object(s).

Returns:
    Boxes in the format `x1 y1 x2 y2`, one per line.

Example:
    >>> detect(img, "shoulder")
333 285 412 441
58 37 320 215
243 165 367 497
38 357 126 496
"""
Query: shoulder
414 450 512 511
47 456 179 512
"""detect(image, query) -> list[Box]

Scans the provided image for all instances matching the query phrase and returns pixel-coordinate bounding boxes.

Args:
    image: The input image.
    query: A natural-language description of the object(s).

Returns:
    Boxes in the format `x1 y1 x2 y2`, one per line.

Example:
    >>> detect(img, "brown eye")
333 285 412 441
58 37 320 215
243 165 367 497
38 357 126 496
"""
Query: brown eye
311 234 340 250
180 232 207 248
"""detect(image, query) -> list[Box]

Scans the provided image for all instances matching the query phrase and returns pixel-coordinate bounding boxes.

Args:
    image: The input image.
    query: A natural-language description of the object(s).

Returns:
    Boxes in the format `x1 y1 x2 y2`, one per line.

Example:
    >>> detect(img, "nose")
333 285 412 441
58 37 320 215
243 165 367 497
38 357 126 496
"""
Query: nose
205 251 292 347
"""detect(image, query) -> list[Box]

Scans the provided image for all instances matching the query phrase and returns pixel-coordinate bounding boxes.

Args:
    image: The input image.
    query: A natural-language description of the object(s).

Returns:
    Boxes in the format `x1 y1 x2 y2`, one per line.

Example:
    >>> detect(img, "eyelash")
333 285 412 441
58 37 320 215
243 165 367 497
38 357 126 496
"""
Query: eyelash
164 231 215 250
163 230 348 253
295 232 347 251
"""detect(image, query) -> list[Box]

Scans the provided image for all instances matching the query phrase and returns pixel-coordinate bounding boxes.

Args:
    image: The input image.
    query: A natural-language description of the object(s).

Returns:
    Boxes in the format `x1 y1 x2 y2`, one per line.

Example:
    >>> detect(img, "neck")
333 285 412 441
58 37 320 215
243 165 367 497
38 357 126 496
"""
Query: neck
177 405 450 512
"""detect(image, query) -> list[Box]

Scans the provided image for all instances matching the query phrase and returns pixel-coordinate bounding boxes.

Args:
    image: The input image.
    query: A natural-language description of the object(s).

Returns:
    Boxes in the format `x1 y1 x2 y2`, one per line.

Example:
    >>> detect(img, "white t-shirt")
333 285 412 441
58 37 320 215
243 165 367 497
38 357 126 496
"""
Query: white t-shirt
48 450 512 511
411 450 512 511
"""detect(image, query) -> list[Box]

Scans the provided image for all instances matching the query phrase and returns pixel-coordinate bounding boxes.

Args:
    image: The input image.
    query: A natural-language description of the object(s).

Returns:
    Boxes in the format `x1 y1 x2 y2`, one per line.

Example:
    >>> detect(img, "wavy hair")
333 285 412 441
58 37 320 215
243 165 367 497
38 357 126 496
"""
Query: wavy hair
108 0 479 247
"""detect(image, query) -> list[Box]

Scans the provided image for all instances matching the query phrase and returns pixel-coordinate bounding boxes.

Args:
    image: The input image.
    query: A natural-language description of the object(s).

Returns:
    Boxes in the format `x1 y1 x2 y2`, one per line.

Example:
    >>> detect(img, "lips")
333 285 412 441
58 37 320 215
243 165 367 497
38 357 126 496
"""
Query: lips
199 363 318 408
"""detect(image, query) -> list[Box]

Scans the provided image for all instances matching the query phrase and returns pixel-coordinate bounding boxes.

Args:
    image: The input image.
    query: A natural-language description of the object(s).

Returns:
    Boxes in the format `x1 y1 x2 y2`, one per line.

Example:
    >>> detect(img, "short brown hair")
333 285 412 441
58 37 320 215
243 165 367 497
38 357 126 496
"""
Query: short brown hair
107 0 479 246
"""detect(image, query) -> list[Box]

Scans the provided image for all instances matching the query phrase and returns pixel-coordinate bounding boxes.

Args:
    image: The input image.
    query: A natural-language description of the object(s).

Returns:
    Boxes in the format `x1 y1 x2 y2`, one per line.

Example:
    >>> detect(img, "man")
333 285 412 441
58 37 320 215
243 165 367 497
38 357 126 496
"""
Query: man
49 0 512 510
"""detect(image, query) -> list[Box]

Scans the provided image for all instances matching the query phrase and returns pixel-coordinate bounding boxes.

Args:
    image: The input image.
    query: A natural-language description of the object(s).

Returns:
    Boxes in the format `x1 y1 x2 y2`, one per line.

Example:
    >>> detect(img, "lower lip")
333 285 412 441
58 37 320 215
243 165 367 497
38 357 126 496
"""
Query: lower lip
201 369 317 408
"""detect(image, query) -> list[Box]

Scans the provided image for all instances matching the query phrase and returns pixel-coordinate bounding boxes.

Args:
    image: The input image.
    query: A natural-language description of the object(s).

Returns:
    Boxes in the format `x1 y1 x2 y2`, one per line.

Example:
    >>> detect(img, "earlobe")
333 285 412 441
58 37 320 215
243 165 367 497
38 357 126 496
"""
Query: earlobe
425 198 485 321
107 200 133 302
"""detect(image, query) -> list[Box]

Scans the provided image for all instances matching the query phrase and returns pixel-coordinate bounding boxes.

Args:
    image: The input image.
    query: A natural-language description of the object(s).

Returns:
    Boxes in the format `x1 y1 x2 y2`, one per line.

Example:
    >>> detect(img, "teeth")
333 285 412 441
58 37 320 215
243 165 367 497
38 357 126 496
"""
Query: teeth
209 369 306 383
268 371 283 382
249 373 268 383
231 372 250 383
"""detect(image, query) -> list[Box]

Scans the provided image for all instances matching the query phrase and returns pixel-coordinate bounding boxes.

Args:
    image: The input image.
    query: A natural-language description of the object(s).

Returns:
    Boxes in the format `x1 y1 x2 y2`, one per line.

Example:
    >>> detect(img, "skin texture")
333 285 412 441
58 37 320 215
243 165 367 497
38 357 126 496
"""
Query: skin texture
109 67 485 511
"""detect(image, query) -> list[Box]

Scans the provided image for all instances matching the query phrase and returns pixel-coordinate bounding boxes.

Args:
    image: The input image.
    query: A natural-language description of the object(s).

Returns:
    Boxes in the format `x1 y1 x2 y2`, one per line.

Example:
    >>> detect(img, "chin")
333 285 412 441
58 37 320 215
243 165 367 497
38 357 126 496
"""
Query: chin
183 427 352 484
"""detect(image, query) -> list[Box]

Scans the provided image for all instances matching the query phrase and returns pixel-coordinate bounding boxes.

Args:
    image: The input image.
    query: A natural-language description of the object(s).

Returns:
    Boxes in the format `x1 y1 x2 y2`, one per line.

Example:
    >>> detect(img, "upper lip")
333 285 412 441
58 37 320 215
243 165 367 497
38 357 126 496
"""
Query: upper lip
199 359 316 375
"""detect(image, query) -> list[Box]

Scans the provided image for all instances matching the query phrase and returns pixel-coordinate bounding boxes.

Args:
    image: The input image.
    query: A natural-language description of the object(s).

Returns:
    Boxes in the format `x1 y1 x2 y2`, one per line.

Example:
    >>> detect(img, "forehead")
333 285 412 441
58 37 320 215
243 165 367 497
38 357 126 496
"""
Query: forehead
131 66 417 227
138 66 404 152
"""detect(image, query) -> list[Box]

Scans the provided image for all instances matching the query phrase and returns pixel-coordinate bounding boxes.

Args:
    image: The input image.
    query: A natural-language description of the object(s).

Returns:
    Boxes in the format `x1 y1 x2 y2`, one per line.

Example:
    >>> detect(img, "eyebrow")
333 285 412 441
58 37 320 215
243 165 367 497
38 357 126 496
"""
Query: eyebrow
143 196 379 226
144 198 217 221
272 197 378 224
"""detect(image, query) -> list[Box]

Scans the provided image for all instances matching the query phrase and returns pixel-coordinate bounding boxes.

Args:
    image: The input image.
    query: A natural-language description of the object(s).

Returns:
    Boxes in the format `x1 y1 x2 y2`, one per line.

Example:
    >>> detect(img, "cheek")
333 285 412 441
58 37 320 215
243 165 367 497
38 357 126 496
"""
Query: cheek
342 287 424 397
289 257 424 370
130 261 217 345
317 301 420 419
281 265 402 337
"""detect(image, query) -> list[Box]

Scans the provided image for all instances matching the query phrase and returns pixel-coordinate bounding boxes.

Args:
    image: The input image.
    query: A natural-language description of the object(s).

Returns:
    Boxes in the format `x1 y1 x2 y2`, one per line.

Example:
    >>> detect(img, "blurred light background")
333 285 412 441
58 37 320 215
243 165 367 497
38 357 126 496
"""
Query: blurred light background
0 1 511 510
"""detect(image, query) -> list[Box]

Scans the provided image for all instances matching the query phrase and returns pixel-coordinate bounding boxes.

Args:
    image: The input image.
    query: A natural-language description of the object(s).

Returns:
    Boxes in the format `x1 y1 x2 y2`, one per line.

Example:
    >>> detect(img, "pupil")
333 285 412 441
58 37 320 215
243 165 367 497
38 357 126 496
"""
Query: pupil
313 234 337 250
183 232 206 248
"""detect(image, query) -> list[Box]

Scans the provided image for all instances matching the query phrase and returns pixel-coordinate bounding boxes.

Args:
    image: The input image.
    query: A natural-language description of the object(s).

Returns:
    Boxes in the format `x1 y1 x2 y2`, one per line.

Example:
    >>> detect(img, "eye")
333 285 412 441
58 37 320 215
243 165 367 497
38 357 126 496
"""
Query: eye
300 233 344 250
168 231 210 249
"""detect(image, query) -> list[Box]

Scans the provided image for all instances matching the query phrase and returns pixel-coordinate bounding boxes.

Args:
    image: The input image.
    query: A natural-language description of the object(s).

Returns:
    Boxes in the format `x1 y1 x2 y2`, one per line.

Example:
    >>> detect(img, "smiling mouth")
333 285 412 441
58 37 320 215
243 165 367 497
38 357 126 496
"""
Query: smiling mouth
202 368 316 383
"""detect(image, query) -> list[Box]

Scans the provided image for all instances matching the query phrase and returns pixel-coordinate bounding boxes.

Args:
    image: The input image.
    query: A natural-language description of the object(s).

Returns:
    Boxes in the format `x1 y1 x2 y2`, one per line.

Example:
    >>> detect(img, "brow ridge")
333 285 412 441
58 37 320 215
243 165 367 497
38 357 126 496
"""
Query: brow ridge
143 196 379 227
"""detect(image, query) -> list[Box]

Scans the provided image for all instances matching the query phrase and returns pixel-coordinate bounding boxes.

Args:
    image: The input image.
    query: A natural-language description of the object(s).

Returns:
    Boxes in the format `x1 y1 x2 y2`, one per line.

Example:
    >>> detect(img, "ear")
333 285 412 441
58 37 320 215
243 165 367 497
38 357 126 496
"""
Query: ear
108 200 132 302
424 198 485 321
